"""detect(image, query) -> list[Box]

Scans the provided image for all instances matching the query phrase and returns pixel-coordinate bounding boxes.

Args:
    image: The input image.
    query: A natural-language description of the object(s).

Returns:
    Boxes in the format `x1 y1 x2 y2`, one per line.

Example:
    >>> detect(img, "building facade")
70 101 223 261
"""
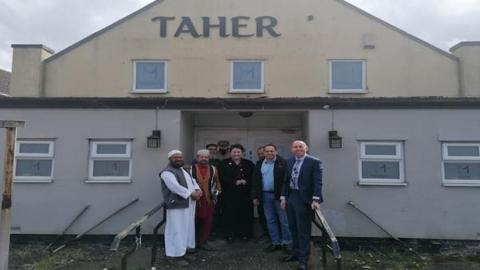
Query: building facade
1 0 480 239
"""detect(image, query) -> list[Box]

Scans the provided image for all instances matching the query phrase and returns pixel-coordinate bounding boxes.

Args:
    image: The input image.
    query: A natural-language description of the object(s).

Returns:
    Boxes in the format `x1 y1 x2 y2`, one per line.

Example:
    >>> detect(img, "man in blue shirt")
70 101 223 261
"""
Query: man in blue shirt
252 144 291 252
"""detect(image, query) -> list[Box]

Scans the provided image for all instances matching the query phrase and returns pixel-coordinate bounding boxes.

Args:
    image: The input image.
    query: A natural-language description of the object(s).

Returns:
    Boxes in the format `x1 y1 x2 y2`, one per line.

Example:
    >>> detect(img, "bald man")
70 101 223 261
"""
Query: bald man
280 141 323 270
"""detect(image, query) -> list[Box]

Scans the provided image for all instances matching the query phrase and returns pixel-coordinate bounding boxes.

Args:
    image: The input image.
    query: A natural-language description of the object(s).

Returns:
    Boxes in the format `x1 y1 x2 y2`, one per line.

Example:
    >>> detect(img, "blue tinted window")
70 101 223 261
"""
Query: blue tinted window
331 61 364 90
135 62 165 90
233 62 262 90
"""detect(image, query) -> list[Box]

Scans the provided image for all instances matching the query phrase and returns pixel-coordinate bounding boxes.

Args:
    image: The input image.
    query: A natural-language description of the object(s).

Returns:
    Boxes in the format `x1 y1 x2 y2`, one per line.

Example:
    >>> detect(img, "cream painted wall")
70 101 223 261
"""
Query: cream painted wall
451 43 480 97
37 0 460 97
10 46 52 97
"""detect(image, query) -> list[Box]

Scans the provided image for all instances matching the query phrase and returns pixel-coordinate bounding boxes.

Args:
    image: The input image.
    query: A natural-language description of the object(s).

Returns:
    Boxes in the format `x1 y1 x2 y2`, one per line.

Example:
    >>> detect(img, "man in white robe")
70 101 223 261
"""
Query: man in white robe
160 150 202 266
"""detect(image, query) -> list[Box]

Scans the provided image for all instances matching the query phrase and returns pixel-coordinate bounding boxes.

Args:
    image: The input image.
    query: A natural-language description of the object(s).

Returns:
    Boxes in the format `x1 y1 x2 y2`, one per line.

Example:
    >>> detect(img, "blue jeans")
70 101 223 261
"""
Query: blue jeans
262 192 291 246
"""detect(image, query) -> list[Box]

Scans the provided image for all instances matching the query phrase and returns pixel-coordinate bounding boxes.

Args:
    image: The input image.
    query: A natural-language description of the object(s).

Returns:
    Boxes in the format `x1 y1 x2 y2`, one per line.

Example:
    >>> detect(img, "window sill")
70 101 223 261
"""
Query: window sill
358 181 407 187
442 182 480 187
131 90 167 94
85 179 132 184
329 90 368 94
229 89 265 94
14 179 53 184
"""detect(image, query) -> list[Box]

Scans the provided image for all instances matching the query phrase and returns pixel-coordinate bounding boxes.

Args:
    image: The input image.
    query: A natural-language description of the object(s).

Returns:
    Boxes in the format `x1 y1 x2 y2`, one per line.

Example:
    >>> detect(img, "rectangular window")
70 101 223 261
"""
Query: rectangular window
14 140 54 183
230 60 264 93
88 141 132 183
442 143 480 186
133 60 167 93
329 60 367 93
359 142 405 185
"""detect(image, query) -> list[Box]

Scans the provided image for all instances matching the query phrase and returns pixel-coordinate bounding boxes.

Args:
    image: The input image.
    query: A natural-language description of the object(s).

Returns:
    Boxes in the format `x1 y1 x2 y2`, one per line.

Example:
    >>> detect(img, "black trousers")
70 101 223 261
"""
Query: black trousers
287 190 313 264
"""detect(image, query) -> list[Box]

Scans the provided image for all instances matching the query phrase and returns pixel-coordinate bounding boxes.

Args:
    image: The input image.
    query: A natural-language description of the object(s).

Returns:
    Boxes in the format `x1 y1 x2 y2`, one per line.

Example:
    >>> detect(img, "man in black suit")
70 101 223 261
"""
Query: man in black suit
252 144 291 252
280 141 323 270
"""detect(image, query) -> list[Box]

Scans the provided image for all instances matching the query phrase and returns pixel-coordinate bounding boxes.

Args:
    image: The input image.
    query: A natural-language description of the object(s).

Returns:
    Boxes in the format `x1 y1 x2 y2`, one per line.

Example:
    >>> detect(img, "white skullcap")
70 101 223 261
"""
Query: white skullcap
197 149 210 156
167 150 182 159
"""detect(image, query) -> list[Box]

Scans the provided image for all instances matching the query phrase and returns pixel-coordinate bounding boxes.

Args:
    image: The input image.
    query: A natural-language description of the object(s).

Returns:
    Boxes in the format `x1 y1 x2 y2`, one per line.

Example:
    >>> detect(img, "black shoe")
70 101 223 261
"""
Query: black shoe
281 255 299 263
186 248 197 254
264 244 282 253
297 263 307 270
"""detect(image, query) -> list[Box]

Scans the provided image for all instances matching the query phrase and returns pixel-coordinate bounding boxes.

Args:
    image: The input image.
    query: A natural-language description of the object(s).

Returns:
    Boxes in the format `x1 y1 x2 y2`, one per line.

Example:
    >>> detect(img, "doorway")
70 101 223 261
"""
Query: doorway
195 128 302 162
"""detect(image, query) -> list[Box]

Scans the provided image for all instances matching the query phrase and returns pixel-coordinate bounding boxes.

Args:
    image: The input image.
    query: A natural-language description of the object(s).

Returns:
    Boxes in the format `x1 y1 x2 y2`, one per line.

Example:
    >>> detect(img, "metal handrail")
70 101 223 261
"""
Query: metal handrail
110 203 166 270
313 208 342 270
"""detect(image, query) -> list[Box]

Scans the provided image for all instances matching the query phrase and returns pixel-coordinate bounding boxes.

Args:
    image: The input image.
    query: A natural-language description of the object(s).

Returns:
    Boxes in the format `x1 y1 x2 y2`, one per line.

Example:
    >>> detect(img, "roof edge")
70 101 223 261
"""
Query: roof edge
450 41 480 52
11 44 55 54
336 0 458 61
43 0 165 64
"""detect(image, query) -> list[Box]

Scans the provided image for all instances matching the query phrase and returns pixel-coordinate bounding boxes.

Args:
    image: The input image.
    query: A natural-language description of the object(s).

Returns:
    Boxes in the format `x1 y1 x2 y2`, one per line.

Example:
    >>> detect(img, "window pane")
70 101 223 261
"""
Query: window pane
233 62 262 89
444 163 480 180
97 144 127 155
93 160 130 177
447 146 479 157
365 145 397 156
136 62 165 90
19 143 50 154
362 161 400 179
16 159 52 177
332 61 363 90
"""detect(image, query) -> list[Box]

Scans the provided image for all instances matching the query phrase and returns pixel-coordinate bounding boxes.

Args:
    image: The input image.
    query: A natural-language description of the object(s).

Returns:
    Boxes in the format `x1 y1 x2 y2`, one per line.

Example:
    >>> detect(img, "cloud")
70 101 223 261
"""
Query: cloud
0 0 152 71
0 0 479 71
346 0 480 51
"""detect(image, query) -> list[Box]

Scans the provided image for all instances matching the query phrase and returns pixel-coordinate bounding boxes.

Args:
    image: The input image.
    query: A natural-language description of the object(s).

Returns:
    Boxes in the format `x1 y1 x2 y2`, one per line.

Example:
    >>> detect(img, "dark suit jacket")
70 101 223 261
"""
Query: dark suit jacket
281 155 323 204
251 155 287 201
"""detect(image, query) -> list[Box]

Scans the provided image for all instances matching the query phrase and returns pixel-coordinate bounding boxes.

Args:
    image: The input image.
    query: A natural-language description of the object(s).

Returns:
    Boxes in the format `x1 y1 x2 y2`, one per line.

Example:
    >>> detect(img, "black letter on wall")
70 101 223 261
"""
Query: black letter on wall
152 16 176 37
174 17 201 38
202 17 230 37
231 16 255 38
255 16 281 37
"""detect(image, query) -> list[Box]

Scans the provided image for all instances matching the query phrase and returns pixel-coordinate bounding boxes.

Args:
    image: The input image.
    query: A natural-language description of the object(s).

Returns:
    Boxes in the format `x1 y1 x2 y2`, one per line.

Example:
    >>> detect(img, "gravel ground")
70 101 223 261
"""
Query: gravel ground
8 237 480 270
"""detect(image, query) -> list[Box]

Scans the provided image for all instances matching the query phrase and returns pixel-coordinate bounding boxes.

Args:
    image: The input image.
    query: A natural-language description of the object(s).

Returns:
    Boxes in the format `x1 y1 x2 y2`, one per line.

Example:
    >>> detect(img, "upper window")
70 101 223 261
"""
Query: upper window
359 142 405 185
88 141 132 183
133 60 167 93
230 60 264 93
329 60 367 93
442 143 480 186
14 140 54 183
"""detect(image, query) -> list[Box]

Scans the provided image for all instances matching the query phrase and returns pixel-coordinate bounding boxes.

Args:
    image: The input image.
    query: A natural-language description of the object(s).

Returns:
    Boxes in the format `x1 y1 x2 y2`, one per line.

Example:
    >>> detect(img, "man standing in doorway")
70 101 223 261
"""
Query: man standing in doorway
252 144 291 252
206 143 222 167
160 150 202 266
281 141 323 270
191 149 222 250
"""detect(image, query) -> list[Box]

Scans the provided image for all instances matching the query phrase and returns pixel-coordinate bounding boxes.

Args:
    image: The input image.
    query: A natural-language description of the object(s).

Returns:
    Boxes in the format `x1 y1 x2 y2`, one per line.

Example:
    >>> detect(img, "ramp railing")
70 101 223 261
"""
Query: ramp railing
313 208 342 270
110 203 166 270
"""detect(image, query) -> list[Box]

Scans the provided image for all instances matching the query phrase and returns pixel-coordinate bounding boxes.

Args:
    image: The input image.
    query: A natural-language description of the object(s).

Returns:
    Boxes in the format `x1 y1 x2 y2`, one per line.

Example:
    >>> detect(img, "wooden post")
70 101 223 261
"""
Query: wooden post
0 121 24 270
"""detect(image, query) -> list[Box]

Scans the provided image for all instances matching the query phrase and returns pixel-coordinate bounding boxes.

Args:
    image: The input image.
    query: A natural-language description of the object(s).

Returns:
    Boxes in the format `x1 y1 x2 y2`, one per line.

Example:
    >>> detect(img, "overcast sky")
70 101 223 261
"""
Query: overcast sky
0 0 479 71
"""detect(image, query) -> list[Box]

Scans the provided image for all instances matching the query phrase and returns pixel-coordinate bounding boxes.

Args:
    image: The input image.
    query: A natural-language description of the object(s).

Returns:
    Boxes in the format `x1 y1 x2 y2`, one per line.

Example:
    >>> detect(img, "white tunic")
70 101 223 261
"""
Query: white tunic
160 168 199 257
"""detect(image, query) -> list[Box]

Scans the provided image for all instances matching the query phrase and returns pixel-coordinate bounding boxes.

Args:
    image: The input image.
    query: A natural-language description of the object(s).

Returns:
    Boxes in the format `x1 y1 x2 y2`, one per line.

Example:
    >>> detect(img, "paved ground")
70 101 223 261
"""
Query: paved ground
9 237 480 270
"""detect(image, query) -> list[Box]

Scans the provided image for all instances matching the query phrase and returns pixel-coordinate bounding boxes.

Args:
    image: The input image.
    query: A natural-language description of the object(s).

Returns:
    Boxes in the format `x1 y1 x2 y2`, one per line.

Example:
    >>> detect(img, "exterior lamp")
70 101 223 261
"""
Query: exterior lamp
147 130 162 148
324 104 343 149
328 130 343 149
147 107 161 148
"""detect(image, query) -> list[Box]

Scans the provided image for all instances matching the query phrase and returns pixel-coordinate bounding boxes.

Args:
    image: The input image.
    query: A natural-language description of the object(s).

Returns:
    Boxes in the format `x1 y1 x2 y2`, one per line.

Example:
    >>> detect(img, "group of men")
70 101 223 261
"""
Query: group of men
160 140 323 270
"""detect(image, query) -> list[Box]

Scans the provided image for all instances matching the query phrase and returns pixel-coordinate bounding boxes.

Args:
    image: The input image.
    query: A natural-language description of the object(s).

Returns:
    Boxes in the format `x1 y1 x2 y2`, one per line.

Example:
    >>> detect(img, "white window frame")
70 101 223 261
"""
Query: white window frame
442 142 480 186
229 60 265 93
87 140 132 183
132 60 168 93
358 141 405 185
14 140 55 183
329 60 367 94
